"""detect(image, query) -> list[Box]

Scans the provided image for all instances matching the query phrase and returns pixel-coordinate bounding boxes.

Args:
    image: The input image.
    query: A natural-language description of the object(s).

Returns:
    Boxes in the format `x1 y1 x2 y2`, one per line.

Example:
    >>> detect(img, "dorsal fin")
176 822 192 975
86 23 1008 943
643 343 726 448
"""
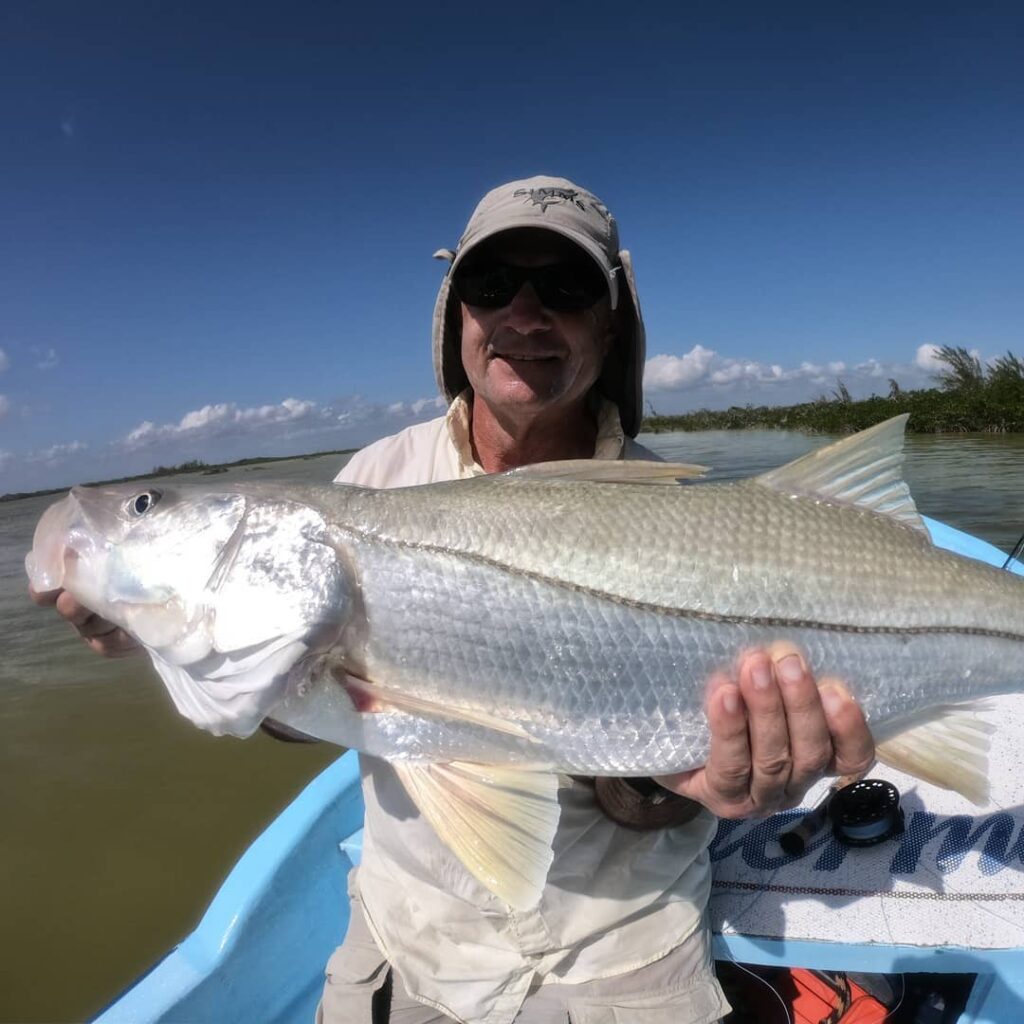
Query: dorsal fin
507 459 707 485
755 415 927 533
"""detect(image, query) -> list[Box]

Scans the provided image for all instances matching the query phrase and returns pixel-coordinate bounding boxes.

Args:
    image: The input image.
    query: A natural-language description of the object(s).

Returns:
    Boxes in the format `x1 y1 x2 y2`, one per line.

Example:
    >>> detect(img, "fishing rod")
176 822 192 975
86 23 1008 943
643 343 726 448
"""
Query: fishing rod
1002 528 1024 571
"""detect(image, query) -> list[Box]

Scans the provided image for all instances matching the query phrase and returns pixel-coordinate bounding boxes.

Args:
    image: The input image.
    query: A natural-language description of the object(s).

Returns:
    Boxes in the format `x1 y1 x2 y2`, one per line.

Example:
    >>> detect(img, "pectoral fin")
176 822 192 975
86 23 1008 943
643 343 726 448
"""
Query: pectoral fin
337 672 535 742
874 701 994 804
392 761 561 909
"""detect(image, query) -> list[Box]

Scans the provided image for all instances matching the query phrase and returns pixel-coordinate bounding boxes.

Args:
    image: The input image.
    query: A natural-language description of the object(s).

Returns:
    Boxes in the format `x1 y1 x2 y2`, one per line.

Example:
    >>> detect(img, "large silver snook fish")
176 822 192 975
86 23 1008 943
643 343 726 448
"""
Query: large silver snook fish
26 416 1024 906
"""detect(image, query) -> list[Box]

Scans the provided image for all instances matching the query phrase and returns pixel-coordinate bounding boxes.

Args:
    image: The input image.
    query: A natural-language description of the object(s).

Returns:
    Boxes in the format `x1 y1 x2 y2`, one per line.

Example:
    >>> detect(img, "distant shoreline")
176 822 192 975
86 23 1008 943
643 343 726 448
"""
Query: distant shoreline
643 390 1024 436
645 347 1024 436
8 347 1023 503
1 448 358 504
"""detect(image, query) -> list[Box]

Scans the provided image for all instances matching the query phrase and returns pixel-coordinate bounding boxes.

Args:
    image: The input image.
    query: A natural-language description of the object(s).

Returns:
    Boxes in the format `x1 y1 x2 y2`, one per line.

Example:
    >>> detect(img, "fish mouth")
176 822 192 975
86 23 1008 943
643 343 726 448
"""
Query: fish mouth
26 488 125 614
26 491 88 592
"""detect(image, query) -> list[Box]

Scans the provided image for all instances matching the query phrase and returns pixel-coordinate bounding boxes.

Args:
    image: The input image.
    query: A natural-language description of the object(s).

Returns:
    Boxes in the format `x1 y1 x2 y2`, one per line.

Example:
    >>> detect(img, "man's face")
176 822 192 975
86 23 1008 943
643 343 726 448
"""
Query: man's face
457 230 614 423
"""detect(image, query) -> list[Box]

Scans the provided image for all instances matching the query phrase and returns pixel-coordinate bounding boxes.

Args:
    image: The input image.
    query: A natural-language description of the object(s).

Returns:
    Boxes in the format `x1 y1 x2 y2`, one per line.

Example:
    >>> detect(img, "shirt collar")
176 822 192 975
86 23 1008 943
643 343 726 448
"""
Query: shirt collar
445 390 626 477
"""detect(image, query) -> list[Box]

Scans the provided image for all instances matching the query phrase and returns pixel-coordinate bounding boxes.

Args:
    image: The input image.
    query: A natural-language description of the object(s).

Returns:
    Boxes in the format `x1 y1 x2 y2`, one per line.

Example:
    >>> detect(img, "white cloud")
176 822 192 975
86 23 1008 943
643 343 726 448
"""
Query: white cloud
645 345 800 393
709 360 782 385
915 344 943 373
914 343 986 380
643 346 717 390
383 396 447 418
412 396 446 416
34 347 59 370
177 404 232 431
0 449 12 472
0 395 8 419
0 348 9 373
123 397 325 449
125 420 156 445
116 393 449 460
27 440 88 465
642 343 959 407
855 358 885 378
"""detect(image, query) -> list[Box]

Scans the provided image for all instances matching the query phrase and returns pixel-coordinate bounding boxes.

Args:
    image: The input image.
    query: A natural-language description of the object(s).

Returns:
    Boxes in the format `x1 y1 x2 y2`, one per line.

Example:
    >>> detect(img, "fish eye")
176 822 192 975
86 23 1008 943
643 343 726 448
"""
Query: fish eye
127 490 162 517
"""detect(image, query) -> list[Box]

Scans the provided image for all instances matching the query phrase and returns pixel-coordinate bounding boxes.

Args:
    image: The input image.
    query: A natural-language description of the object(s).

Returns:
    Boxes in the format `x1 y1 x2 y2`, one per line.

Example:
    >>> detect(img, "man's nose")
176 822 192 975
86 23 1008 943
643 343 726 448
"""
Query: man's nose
503 282 550 333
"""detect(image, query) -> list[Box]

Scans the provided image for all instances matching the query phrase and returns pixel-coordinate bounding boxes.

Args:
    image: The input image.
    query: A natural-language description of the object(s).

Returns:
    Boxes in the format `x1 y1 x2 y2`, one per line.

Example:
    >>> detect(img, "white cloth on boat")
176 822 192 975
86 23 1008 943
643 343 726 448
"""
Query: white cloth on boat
325 393 728 1024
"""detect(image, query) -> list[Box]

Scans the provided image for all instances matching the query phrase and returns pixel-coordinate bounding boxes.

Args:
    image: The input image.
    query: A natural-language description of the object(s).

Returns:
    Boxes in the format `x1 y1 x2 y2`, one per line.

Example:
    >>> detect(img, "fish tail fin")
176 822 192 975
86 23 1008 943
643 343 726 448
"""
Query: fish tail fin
873 701 994 805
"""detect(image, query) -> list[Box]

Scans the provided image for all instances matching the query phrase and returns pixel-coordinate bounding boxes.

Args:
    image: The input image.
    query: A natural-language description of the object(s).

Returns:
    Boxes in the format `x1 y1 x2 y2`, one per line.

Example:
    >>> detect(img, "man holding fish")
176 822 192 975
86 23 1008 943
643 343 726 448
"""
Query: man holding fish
31 177 876 1022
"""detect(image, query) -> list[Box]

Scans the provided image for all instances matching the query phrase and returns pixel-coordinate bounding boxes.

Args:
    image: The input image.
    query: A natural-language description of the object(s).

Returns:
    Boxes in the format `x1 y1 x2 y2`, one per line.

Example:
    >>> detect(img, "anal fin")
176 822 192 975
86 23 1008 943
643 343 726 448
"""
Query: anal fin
874 701 994 805
392 761 561 909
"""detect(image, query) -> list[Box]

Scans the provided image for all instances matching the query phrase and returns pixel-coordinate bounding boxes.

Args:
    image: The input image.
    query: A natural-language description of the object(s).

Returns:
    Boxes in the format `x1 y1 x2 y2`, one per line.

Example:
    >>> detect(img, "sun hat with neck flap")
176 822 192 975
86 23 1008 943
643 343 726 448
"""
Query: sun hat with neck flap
431 175 647 438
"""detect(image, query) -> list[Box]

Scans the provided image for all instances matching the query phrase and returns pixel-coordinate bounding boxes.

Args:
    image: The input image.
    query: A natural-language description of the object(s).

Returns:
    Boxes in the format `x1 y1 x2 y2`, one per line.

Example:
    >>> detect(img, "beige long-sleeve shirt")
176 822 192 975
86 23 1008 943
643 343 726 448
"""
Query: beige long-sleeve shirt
334 394 722 1024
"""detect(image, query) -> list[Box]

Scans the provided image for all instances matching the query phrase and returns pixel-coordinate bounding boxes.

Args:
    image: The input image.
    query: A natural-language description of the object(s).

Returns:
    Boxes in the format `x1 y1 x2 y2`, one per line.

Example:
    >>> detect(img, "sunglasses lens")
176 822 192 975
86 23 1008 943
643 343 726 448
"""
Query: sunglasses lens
534 263 607 312
452 266 520 308
453 260 607 311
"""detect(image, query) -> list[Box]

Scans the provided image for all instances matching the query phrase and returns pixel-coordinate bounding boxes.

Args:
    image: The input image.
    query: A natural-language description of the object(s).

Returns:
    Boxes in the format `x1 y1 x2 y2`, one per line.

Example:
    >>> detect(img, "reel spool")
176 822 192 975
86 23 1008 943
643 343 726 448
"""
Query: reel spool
829 778 904 847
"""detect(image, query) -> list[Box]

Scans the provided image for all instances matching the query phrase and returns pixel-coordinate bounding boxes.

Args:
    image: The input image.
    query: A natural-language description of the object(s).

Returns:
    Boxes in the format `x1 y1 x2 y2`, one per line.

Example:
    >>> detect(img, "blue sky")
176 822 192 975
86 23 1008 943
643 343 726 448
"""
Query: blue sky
2 1 1022 492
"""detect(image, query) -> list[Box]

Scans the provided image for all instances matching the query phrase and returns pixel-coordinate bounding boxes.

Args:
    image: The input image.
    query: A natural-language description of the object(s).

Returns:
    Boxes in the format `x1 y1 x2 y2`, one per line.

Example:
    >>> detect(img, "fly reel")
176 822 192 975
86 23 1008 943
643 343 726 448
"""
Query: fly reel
829 778 904 847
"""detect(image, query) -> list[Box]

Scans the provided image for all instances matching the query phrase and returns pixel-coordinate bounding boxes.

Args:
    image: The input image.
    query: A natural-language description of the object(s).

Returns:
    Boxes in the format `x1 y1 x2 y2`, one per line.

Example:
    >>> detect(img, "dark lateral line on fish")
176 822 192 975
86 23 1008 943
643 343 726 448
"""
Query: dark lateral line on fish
336 528 1024 644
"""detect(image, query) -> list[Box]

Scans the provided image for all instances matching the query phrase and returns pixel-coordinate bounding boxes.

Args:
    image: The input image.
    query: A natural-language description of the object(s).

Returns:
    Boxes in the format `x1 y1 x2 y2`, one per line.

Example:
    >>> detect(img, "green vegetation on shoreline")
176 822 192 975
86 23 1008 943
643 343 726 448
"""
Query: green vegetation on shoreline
644 346 1024 436
1 448 357 504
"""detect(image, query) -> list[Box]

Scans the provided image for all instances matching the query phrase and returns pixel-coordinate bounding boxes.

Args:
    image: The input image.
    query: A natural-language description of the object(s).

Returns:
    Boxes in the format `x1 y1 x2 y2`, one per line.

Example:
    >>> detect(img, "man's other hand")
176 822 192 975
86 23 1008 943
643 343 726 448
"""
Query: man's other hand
655 644 875 819
29 585 141 658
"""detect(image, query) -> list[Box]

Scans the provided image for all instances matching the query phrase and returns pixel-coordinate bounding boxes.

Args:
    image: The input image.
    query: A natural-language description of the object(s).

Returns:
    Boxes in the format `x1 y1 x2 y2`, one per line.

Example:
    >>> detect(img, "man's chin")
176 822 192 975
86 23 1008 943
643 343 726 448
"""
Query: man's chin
485 377 562 410
488 357 564 396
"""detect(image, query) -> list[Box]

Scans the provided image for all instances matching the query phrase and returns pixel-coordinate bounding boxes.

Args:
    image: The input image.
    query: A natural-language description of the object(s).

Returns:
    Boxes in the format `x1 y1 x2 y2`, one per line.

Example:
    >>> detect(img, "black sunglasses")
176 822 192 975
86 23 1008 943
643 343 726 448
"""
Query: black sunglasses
452 259 609 312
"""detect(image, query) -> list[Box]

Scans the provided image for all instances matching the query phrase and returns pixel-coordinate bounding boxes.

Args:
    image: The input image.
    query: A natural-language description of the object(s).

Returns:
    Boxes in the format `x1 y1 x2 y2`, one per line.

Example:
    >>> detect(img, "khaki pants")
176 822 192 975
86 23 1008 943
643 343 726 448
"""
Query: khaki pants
317 903 729 1024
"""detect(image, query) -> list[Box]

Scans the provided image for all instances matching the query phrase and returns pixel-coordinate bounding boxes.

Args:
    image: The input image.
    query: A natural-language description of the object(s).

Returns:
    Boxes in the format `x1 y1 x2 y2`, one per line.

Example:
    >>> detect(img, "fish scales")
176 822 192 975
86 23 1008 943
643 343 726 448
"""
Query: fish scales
330 476 1024 636
295 502 1024 774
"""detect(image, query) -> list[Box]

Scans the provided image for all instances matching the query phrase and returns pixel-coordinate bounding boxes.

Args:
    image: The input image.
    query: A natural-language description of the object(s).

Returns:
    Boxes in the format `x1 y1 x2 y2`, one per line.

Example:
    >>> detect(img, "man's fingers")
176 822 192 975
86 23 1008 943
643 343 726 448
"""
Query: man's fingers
54 590 96 627
697 680 752 809
654 680 750 813
45 587 140 655
663 650 871 820
30 584 140 658
53 590 120 638
767 643 833 804
76 615 120 639
28 584 60 607
84 630 142 658
819 679 875 779
737 650 792 811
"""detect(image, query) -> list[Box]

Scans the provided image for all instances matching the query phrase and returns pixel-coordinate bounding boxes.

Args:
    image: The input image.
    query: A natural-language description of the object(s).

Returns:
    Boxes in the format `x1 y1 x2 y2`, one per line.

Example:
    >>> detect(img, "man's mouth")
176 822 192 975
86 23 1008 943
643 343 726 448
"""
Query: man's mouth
491 350 559 363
